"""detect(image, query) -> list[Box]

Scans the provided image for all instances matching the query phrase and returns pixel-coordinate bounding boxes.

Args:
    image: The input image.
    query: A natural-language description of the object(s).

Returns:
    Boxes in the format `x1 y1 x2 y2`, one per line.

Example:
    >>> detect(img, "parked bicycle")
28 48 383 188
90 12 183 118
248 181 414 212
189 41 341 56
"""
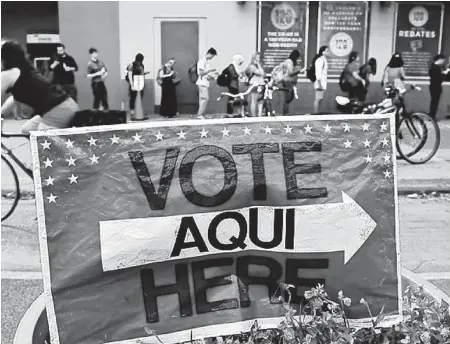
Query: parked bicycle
334 85 440 165
217 77 299 117
1 123 33 221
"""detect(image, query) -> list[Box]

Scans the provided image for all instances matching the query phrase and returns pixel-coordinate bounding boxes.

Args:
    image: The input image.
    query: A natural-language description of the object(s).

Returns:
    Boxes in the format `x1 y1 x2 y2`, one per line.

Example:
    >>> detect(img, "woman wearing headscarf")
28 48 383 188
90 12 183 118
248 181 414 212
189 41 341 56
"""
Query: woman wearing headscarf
225 54 245 116
245 52 265 117
1 40 79 133
382 52 406 89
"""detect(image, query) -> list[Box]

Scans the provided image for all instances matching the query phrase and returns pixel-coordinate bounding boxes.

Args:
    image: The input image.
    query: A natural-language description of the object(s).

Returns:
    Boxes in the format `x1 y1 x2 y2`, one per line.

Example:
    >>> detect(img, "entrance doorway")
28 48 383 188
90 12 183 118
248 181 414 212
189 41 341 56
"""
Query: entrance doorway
155 18 205 114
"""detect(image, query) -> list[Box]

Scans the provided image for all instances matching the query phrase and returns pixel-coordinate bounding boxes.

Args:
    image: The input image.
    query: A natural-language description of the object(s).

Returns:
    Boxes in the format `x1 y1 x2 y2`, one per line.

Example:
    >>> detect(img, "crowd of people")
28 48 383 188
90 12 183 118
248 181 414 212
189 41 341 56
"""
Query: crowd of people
1 38 450 135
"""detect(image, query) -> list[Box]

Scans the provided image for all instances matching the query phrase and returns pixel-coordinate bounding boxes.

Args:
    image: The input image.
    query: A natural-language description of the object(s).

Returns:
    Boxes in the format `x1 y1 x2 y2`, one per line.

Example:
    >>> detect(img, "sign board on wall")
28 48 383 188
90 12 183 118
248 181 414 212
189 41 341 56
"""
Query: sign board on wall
394 3 444 78
317 2 368 76
259 2 308 73
26 34 60 44
32 115 401 344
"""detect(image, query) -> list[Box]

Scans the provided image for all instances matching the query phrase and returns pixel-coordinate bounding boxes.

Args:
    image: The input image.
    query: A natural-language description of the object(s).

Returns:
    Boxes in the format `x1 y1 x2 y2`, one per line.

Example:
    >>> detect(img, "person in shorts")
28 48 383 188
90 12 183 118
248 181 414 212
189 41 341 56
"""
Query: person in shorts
196 48 217 119
313 46 330 113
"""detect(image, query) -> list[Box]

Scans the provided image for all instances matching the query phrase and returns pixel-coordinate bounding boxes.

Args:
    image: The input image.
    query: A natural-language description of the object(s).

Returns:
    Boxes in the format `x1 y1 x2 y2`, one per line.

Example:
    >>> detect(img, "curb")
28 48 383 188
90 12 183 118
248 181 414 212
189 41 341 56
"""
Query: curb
402 268 450 304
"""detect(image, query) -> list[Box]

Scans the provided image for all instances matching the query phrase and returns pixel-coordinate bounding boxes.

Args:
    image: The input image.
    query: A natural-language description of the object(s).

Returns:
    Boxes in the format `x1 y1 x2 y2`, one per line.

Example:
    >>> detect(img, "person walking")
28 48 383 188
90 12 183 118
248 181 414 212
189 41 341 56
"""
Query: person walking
312 46 329 113
358 57 377 101
272 49 302 115
157 57 180 118
428 54 450 120
245 52 265 117
196 48 217 119
87 47 109 111
126 53 148 117
342 51 366 101
382 52 406 89
1 40 79 133
49 43 78 101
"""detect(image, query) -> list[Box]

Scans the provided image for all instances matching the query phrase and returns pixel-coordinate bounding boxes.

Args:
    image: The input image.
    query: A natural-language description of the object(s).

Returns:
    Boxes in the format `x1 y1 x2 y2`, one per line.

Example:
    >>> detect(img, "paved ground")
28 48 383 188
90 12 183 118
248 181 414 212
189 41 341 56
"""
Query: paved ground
2 196 450 343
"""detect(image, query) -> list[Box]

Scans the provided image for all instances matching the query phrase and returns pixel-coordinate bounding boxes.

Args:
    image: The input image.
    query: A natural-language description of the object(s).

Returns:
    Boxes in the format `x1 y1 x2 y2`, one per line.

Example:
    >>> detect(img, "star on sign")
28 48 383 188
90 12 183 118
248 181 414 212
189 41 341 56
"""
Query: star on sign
362 123 370 132
47 193 57 204
344 139 352 149
383 170 392 178
177 130 187 140
199 128 208 138
110 135 120 144
40 140 51 150
43 158 53 168
155 131 164 141
304 124 312 134
65 139 74 148
264 126 273 135
343 123 351 132
324 124 332 134
381 138 389 147
284 125 293 134
132 133 143 143
45 176 55 186
364 154 373 164
363 139 371 148
68 174 79 184
65 156 77 166
380 122 388 132
383 153 391 164
242 126 252 135
87 136 98 146
221 127 230 137
89 154 99 164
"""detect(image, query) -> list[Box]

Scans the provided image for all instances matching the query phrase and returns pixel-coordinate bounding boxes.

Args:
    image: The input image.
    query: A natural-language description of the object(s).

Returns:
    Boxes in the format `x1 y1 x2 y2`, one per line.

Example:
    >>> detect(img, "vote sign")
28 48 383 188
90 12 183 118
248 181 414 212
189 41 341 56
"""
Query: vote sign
31 115 401 344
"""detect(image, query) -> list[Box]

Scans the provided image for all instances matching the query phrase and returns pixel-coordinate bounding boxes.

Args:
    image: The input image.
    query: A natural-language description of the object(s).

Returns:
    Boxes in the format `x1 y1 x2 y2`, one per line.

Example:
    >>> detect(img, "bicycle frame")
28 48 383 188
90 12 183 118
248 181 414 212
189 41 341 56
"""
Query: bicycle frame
1 133 33 179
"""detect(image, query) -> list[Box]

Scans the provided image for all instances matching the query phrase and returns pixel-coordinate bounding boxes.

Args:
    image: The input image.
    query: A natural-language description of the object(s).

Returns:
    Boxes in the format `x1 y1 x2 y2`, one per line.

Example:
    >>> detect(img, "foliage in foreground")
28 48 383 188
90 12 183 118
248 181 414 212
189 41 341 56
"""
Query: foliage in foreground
142 284 450 344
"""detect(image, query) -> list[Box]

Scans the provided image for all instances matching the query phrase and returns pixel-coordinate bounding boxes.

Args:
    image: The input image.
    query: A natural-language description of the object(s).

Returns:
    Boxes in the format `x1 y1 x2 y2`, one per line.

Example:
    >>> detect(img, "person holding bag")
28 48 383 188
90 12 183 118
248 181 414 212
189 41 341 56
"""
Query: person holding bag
245 52 265 117
157 57 180 118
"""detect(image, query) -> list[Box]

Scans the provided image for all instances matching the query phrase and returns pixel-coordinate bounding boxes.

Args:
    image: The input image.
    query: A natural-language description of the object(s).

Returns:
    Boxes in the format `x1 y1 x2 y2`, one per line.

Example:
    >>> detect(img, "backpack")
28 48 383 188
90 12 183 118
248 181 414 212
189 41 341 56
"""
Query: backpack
217 66 231 87
306 64 316 82
271 62 286 84
125 63 131 83
339 68 352 92
188 62 198 83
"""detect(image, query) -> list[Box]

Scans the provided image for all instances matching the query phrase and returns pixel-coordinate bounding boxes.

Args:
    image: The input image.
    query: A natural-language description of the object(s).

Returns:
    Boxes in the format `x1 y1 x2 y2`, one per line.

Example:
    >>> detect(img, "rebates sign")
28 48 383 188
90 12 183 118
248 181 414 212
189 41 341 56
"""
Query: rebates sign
31 115 401 344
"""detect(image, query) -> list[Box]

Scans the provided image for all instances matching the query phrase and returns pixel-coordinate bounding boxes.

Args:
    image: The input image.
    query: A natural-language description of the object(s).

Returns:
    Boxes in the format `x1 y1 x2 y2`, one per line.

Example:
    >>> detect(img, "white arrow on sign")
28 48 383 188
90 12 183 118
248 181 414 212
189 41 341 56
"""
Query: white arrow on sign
99 192 376 272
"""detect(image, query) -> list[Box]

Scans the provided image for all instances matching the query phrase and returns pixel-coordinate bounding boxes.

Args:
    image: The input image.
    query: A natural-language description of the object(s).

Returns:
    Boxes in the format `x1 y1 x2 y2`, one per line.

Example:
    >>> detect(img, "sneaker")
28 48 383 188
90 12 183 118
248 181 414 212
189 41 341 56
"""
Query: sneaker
197 115 205 119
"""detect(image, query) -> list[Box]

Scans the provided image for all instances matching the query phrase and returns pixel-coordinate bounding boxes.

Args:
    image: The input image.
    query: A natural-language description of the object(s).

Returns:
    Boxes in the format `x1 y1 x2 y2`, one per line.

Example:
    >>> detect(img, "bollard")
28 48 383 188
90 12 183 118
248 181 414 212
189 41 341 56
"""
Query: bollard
132 74 148 121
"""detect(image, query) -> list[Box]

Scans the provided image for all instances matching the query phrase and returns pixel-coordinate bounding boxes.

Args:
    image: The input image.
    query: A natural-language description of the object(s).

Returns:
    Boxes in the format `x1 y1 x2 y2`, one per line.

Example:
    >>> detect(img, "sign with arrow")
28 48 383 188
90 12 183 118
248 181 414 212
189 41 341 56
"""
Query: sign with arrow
31 114 401 344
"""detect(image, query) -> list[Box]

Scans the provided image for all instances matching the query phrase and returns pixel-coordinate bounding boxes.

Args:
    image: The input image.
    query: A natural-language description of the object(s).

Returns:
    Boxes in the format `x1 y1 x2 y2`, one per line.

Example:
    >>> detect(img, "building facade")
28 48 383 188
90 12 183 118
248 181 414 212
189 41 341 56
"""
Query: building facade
2 1 450 118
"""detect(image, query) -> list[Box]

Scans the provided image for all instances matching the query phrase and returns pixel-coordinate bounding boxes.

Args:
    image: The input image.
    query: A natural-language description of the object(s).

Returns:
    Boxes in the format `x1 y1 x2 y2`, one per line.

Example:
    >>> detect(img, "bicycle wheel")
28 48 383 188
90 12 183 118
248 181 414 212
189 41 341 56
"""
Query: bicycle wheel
396 113 440 164
1 155 20 221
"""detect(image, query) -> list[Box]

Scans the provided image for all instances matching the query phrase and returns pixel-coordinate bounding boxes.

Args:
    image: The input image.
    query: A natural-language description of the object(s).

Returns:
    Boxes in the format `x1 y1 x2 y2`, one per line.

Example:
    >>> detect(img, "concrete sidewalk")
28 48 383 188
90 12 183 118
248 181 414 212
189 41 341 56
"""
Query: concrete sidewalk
2 119 450 195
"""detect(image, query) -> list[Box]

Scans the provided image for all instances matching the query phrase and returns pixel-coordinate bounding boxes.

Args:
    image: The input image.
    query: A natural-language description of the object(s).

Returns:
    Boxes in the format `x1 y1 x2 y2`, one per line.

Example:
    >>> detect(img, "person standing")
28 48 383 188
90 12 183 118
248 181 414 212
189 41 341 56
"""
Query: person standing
312 46 329 113
224 54 245 117
428 54 450 120
157 57 180 118
342 51 366 101
246 52 265 117
196 48 217 119
358 57 377 101
382 52 406 89
87 47 108 111
127 53 148 117
272 49 302 115
49 43 78 101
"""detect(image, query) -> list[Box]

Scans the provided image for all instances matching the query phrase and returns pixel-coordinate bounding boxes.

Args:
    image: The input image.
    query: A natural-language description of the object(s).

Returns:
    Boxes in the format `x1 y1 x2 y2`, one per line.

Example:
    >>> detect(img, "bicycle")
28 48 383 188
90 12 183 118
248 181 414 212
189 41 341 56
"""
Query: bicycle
217 78 299 117
1 121 33 221
335 85 440 165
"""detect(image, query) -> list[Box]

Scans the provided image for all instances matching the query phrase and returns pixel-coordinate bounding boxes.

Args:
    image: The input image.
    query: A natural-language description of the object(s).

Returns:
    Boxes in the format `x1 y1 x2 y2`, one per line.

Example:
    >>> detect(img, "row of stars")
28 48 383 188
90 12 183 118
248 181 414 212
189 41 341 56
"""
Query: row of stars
43 168 394 205
39 122 390 149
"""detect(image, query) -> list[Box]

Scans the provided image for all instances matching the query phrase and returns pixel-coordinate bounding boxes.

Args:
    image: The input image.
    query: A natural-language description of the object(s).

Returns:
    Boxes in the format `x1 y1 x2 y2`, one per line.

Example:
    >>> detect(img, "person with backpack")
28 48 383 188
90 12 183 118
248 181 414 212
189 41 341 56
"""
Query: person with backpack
308 46 329 113
272 49 302 116
381 52 406 89
245 52 265 117
224 54 245 117
340 51 366 101
126 53 148 117
358 57 377 102
194 47 217 119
